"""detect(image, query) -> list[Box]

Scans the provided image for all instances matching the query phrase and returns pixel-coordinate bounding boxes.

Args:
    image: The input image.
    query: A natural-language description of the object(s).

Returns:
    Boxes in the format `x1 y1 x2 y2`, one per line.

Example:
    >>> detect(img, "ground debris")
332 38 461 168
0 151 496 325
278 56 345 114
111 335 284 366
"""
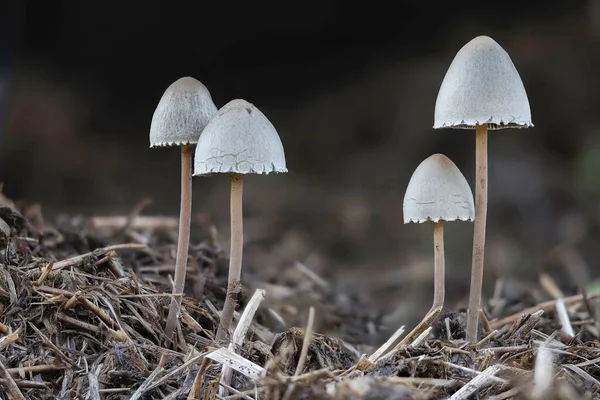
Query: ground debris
2 200 600 399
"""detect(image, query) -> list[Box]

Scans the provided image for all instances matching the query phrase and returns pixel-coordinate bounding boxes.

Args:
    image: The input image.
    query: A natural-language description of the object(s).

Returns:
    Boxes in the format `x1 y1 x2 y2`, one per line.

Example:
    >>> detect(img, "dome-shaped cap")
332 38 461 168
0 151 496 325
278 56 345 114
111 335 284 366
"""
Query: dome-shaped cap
149 77 218 147
193 99 287 175
434 36 533 130
403 154 475 223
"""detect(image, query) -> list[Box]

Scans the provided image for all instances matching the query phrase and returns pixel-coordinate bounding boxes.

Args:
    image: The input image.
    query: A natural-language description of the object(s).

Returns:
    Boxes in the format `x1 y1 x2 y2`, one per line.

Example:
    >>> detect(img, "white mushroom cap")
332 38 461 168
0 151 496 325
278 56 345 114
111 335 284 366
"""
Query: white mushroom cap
193 99 287 175
403 154 475 223
434 35 533 130
149 77 218 147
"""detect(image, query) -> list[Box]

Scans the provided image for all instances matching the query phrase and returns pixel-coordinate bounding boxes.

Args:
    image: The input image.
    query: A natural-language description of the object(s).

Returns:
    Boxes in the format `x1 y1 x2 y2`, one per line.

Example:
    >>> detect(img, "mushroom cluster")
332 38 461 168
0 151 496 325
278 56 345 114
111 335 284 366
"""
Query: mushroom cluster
149 80 286 346
147 33 531 352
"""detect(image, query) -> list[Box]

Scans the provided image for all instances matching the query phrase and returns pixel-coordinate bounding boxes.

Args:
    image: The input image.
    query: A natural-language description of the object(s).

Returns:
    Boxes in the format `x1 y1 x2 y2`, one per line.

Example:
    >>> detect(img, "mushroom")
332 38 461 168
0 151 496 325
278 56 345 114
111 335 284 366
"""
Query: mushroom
194 99 287 342
149 77 217 339
401 153 474 343
434 35 532 342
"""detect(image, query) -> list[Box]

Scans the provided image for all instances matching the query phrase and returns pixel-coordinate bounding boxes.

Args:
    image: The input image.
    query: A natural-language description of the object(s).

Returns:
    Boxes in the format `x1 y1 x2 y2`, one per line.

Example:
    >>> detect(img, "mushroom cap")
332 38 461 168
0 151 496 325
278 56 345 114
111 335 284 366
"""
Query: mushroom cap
434 36 533 130
193 99 287 175
149 77 218 147
403 154 475 223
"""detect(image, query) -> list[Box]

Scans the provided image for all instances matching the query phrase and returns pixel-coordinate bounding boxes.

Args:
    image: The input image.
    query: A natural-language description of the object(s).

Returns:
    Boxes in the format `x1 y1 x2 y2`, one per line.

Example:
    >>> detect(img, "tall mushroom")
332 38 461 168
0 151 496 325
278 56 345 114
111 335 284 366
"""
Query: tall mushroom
150 77 217 340
402 153 475 343
434 35 533 342
194 99 287 342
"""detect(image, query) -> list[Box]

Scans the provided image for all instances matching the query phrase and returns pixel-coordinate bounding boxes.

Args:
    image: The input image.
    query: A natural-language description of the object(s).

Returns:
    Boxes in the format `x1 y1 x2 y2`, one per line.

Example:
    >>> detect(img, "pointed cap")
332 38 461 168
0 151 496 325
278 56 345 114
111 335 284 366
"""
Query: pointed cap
434 36 533 130
193 99 287 175
403 154 475 223
150 77 218 147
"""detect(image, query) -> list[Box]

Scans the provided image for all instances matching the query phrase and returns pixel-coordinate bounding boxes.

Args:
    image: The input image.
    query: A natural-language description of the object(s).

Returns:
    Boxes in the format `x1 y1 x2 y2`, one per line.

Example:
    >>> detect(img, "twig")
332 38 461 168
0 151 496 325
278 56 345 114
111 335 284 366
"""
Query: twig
188 358 212 400
0 379 47 389
449 364 507 400
119 293 183 299
56 313 127 341
531 343 554 399
130 363 166 400
490 292 600 329
5 364 65 375
555 299 574 337
475 330 498 349
146 353 208 392
294 307 315 376
221 289 266 393
33 262 54 286
539 273 564 299
436 361 506 384
0 328 20 351
50 243 148 272
562 364 600 387
410 327 432 347
511 310 544 339
397 306 442 347
90 215 178 230
217 382 254 400
28 323 75 366
0 359 26 400
294 262 329 291
362 324 405 367
205 348 266 380
88 364 101 400
281 306 316 400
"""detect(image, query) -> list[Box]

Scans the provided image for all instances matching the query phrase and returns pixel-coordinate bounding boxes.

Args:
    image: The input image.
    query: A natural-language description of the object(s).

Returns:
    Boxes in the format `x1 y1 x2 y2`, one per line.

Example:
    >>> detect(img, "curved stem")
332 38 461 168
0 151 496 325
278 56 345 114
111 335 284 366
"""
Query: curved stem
216 173 244 343
466 124 488 343
432 221 445 311
164 145 193 340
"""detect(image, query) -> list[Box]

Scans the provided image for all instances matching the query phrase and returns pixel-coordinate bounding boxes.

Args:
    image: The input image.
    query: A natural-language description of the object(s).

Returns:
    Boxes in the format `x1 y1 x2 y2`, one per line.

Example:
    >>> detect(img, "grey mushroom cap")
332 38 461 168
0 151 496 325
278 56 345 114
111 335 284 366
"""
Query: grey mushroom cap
434 35 533 130
193 99 287 175
149 77 218 147
403 154 475 224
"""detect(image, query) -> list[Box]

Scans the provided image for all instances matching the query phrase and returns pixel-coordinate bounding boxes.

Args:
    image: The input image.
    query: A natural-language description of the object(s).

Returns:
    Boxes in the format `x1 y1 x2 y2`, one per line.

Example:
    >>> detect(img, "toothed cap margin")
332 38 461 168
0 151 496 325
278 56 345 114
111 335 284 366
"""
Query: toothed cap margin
193 99 287 175
434 36 532 130
403 154 475 223
150 77 218 147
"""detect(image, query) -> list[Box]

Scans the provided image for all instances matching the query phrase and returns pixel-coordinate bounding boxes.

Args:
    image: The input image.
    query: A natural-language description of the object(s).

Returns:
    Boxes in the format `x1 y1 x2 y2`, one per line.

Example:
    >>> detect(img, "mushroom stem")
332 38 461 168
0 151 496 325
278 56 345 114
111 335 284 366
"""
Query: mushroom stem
432 221 445 311
216 173 244 342
164 144 193 340
466 124 488 342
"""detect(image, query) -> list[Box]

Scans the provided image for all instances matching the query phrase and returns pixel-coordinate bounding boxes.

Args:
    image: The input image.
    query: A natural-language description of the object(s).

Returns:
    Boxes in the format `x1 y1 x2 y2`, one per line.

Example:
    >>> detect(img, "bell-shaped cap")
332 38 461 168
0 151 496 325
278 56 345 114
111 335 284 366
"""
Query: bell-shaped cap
193 99 287 175
149 77 218 147
434 36 533 130
404 154 475 223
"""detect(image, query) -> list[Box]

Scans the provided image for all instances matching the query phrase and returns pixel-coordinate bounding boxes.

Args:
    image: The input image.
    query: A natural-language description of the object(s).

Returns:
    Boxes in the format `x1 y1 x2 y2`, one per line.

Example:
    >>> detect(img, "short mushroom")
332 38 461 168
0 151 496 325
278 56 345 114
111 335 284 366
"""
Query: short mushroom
434 35 532 342
193 99 287 342
401 153 474 343
150 77 217 339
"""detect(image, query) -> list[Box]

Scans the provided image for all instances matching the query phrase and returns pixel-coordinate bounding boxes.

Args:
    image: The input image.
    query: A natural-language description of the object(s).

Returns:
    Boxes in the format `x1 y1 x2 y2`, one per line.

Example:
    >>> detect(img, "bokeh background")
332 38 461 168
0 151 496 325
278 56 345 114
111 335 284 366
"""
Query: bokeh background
1 0 599 339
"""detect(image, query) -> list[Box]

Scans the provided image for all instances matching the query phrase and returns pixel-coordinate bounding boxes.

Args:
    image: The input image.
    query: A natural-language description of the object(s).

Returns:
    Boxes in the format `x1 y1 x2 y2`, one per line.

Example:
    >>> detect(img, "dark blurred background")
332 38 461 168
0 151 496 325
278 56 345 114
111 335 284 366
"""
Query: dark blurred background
2 0 600 334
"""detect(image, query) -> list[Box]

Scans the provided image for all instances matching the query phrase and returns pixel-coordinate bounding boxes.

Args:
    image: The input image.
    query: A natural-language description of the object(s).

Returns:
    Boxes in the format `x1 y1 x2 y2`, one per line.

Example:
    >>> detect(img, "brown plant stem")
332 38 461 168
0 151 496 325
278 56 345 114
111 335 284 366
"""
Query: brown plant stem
466 124 488 342
216 173 244 342
165 144 193 340
433 221 445 311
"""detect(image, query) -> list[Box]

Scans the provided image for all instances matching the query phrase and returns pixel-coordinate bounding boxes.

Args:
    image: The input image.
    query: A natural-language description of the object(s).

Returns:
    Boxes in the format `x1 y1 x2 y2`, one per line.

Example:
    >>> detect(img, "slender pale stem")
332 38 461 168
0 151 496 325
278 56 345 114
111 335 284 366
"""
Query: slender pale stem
164 145 193 340
216 173 244 343
398 221 445 346
466 124 488 343
432 221 445 311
